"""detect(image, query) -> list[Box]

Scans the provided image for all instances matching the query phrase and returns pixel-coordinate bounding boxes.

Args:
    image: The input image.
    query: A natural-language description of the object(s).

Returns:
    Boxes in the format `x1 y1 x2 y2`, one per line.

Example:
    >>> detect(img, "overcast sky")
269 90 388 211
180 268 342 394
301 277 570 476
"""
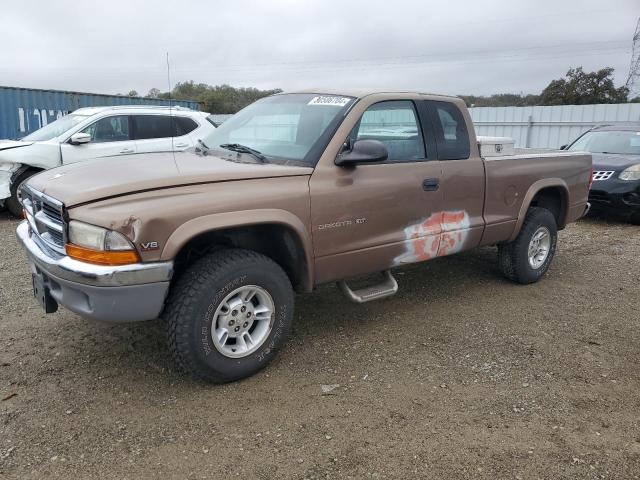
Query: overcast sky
0 0 638 97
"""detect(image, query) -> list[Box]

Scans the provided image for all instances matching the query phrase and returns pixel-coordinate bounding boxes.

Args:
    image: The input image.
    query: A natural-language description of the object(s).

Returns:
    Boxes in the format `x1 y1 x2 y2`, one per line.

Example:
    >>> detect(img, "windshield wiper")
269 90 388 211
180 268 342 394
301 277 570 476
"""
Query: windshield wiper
219 143 267 163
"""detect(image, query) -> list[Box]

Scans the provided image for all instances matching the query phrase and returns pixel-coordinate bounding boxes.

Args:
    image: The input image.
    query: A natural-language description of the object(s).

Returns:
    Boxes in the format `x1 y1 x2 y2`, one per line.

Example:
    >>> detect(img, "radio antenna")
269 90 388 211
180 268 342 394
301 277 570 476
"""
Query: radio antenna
166 52 176 157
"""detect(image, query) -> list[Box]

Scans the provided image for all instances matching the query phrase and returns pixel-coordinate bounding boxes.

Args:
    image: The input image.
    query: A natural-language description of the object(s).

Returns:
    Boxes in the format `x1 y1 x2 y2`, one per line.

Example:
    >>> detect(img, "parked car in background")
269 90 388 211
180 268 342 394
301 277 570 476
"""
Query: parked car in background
0 106 214 216
564 123 640 224
16 90 591 383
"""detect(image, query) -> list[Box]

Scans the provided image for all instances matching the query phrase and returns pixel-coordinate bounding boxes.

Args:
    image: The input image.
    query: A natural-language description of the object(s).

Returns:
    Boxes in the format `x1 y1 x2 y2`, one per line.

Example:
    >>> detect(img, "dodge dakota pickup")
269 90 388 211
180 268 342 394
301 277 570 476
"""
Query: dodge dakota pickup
16 90 592 382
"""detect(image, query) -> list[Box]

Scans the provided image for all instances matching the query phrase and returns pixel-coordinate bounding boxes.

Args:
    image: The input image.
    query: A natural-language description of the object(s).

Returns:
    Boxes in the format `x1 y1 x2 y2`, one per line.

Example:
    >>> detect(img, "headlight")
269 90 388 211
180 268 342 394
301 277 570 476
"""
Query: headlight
619 164 640 181
66 220 140 265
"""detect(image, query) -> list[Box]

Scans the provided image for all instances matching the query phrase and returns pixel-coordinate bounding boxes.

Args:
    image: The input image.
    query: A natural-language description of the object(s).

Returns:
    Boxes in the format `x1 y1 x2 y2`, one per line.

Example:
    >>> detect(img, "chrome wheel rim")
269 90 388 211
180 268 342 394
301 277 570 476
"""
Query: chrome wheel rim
211 285 274 358
528 226 551 269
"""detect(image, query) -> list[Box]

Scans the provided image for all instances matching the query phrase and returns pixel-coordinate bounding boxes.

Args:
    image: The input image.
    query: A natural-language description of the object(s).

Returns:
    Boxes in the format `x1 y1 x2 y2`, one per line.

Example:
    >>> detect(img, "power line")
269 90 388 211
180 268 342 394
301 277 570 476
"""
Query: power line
0 39 628 75
626 18 640 98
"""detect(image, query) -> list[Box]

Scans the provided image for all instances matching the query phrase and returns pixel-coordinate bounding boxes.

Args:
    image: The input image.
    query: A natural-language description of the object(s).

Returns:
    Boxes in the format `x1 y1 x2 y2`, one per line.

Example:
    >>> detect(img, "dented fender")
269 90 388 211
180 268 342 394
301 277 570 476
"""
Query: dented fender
0 162 22 200
0 141 61 170
0 141 61 200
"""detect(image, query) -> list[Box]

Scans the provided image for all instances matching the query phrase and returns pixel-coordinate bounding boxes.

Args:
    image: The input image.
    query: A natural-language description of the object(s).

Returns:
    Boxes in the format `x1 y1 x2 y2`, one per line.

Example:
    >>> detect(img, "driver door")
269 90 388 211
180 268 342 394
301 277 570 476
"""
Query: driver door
309 99 444 284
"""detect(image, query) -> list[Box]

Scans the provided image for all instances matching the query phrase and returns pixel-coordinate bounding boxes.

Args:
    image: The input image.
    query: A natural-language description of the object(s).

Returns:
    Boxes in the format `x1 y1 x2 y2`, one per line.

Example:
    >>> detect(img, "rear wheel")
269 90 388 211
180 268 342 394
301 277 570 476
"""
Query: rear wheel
163 248 294 383
6 169 38 217
498 207 558 284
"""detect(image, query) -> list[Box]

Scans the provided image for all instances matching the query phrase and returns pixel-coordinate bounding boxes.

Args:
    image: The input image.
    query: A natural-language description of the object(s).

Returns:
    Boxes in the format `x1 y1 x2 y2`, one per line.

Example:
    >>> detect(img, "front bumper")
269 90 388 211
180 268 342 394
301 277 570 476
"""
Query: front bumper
16 221 173 322
589 178 640 214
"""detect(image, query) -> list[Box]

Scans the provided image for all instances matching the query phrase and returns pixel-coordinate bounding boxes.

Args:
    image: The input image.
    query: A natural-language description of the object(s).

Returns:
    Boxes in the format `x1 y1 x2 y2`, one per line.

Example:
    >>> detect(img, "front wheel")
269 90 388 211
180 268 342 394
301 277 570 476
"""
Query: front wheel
6 169 38 217
498 207 558 284
163 248 294 383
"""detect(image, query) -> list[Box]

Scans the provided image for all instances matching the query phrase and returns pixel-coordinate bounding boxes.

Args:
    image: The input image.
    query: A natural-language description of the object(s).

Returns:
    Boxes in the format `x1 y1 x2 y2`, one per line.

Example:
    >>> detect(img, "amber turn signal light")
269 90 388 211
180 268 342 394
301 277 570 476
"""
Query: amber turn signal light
65 243 140 266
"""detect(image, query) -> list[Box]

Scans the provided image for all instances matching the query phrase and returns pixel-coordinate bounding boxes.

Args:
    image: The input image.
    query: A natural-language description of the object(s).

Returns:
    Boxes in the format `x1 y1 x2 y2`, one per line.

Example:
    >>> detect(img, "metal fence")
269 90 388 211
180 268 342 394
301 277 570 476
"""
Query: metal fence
0 86 200 140
469 103 640 149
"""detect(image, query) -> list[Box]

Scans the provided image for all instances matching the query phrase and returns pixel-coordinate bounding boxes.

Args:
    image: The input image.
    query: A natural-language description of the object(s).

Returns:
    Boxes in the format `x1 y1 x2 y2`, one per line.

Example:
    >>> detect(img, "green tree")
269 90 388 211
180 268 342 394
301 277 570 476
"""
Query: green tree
460 93 540 107
146 82 282 113
145 88 161 98
539 67 629 105
127 90 139 97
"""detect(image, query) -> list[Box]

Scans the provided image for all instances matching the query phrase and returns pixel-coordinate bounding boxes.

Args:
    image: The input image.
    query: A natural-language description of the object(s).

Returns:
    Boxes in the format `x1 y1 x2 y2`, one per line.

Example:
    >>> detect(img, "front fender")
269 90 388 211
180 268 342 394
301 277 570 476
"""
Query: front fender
160 208 314 288
0 142 61 170
0 162 22 200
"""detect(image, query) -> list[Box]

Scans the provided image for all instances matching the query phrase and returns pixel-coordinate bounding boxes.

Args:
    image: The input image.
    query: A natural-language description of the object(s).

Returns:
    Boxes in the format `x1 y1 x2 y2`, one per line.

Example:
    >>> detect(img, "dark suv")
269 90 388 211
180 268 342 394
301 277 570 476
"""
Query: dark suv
565 124 640 224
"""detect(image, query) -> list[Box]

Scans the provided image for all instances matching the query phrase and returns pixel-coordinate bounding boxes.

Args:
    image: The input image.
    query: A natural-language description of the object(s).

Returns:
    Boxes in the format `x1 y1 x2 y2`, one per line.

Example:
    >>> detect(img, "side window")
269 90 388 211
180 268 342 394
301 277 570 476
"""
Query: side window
174 117 198 136
81 116 130 143
428 101 470 160
133 115 174 140
350 100 426 162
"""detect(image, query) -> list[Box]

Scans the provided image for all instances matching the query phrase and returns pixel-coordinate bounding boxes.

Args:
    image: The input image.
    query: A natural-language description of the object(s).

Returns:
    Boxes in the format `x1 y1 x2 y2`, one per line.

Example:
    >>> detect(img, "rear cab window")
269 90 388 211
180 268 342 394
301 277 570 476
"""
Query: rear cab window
426 101 470 160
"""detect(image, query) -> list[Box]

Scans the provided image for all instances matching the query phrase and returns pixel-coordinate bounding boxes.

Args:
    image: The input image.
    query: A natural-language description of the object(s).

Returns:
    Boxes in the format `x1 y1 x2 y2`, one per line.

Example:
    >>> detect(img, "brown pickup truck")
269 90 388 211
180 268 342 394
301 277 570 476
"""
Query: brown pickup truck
16 90 592 382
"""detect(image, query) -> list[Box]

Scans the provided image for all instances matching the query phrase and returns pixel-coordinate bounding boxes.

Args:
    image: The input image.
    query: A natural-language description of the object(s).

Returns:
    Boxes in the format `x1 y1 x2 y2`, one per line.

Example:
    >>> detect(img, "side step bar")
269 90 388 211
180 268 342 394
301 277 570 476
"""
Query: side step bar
338 270 398 304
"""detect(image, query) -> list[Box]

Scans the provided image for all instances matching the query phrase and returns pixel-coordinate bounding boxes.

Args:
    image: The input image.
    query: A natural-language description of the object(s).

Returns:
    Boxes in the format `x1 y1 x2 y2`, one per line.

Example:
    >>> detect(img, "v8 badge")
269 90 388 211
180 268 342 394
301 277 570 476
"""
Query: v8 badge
140 241 159 251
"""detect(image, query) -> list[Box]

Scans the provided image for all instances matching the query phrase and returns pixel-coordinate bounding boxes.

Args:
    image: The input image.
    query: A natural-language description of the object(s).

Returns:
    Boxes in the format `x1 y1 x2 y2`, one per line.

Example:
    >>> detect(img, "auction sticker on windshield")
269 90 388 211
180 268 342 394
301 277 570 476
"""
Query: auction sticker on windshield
308 96 351 107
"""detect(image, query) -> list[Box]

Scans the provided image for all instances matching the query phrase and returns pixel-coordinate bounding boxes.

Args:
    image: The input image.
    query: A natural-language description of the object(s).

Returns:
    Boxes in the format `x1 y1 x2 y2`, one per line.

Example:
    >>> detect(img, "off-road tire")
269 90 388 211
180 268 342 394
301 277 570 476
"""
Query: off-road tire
628 211 640 226
498 207 558 284
6 169 37 217
162 248 294 383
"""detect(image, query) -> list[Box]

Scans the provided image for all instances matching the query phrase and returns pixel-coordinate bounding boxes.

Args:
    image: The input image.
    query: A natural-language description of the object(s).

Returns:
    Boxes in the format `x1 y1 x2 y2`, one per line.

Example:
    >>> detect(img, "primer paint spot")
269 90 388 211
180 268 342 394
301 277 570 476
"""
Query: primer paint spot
394 210 470 266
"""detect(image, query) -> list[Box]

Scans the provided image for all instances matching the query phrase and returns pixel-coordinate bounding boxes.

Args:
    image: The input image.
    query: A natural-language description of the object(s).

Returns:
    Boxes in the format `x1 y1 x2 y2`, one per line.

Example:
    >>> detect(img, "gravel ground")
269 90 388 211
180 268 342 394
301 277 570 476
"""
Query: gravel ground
1 211 639 479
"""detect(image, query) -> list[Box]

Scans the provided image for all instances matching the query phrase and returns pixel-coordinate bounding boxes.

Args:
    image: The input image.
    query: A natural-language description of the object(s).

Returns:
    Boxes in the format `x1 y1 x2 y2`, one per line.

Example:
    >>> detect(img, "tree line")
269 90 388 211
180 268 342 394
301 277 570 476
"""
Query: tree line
135 82 282 114
125 67 638 113
460 67 636 107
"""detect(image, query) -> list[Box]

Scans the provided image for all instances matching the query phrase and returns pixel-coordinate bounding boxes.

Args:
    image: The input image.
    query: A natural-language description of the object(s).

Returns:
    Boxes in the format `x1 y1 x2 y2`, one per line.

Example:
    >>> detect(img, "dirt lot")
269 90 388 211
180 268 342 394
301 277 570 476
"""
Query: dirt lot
1 211 639 480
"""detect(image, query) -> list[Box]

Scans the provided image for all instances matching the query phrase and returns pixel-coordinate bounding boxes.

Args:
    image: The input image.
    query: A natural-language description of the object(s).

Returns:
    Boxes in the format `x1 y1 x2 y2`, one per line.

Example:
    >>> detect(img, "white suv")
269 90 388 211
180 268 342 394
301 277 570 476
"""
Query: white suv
0 105 216 216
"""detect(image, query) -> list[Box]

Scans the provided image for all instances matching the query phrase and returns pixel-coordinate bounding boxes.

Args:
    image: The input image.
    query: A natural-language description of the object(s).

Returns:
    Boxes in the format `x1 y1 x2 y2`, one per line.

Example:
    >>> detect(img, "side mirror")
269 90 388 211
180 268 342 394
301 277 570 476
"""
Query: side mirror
335 139 388 166
69 132 91 145
559 144 567 150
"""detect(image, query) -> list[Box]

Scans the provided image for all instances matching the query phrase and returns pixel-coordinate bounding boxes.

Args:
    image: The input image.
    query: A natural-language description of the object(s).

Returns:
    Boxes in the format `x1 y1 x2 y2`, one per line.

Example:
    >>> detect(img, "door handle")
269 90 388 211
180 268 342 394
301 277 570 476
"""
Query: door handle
120 148 134 154
422 178 440 191
174 143 188 148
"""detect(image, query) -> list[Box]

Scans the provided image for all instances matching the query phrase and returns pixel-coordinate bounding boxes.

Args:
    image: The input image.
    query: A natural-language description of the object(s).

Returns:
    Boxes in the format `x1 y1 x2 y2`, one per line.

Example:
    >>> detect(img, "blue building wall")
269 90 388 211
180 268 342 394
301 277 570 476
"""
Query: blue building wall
0 86 200 140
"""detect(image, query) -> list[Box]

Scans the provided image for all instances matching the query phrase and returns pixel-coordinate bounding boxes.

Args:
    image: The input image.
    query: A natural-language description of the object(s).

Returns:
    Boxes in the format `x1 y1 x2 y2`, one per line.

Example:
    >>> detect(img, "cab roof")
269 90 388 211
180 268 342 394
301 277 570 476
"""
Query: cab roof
285 88 460 100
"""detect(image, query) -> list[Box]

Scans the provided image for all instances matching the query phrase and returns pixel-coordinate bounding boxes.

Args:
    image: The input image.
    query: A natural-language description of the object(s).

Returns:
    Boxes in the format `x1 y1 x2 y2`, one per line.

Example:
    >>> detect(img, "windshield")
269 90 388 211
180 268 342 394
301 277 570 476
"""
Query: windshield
200 93 355 165
22 114 90 142
568 130 640 155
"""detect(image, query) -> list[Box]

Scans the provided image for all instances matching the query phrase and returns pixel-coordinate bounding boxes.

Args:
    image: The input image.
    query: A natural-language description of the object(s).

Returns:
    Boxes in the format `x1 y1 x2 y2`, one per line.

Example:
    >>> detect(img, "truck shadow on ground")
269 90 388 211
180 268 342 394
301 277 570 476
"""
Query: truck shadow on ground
46 246 506 383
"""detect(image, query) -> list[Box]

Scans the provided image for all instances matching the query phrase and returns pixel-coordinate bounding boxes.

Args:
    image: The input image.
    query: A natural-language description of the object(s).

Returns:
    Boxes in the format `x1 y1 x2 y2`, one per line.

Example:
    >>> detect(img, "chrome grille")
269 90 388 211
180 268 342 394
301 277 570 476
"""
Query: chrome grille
42 202 63 222
592 171 615 181
20 186 66 254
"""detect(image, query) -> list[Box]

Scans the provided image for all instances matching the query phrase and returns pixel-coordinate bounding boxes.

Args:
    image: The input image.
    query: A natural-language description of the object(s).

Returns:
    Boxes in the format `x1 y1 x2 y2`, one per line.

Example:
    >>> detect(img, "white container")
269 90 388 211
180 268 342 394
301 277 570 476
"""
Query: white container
477 136 515 157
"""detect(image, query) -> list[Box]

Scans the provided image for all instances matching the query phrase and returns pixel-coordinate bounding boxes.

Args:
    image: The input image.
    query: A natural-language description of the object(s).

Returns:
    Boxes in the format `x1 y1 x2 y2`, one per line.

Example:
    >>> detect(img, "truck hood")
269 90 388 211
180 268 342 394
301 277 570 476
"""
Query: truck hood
0 140 34 151
27 150 313 207
591 153 640 172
